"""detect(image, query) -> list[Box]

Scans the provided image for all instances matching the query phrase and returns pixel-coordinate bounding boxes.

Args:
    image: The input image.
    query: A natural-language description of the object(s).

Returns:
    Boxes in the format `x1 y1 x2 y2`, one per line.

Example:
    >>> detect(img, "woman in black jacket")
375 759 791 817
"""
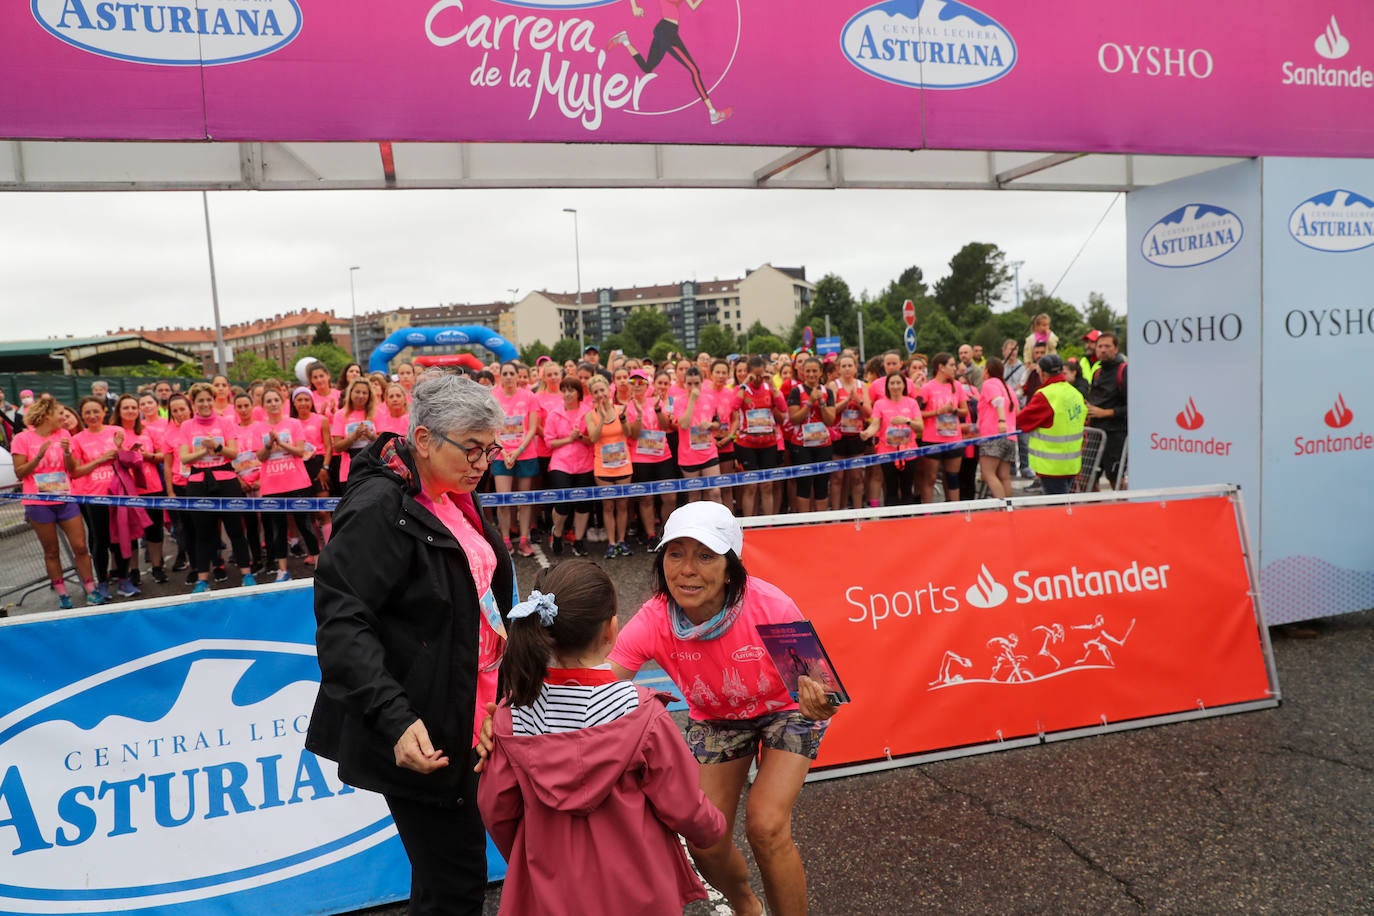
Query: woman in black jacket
307 371 512 915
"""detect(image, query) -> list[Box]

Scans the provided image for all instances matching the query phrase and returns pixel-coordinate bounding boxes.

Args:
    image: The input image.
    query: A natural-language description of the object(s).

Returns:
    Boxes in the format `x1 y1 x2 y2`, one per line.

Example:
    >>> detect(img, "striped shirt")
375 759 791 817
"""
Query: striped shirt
511 676 640 736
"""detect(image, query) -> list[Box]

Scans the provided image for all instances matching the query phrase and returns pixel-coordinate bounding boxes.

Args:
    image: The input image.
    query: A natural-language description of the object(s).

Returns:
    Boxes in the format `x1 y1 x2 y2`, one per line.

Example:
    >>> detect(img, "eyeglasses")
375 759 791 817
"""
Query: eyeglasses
434 432 503 466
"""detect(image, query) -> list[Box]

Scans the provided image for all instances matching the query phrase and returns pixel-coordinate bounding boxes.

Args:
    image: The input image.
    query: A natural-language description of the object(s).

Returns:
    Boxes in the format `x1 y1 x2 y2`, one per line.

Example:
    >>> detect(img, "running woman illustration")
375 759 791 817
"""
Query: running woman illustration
607 0 734 125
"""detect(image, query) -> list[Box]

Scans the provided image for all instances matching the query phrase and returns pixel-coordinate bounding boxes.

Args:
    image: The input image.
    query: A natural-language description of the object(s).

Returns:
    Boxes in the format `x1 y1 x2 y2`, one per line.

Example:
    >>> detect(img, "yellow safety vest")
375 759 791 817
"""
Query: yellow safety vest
1080 358 1099 384
1028 381 1086 476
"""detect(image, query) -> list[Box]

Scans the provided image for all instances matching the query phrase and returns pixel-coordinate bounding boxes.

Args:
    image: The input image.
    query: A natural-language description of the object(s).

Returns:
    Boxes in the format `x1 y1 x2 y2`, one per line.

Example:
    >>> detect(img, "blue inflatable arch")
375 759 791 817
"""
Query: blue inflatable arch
368 326 519 374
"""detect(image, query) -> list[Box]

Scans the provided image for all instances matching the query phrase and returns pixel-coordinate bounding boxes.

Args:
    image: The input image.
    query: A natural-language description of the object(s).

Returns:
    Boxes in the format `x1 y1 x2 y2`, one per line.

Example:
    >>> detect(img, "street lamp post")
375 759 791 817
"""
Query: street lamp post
562 208 584 353
348 266 360 363
1010 259 1026 311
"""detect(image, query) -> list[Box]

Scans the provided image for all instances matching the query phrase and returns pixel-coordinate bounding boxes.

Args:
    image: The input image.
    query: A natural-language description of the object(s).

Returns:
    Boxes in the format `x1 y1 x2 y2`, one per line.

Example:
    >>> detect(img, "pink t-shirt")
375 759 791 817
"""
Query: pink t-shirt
71 426 120 496
609 577 803 721
373 410 410 437
870 396 921 454
181 415 239 482
12 428 72 506
868 376 915 402
297 413 327 459
625 397 670 465
310 389 336 417
544 402 593 474
673 393 719 467
330 409 375 483
163 424 188 488
918 380 966 444
418 489 501 746
978 378 1018 437
492 387 538 461
253 418 311 495
231 425 262 491
116 428 161 494
531 391 561 459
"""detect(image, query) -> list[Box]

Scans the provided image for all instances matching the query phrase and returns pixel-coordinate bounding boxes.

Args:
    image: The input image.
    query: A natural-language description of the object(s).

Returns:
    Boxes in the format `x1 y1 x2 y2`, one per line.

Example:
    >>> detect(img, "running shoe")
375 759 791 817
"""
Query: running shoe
150 566 168 585
275 569 292 583
116 579 141 598
213 565 228 583
289 540 306 557
58 594 74 610
128 568 141 588
617 541 633 557
86 589 107 606
550 534 564 556
242 574 258 587
94 582 111 603
605 544 618 559
192 580 210 594
710 106 734 126
606 29 628 50
171 554 190 572
517 537 535 558
571 539 588 557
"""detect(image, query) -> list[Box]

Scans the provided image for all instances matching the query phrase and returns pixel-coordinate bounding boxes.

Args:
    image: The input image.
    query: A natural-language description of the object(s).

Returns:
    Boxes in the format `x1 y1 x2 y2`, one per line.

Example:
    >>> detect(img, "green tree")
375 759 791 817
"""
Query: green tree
519 340 551 365
549 338 582 366
228 352 288 384
870 265 932 325
697 323 739 359
619 308 675 356
648 335 682 364
294 343 355 379
312 320 334 346
933 243 1012 326
913 311 961 358
1019 282 1086 345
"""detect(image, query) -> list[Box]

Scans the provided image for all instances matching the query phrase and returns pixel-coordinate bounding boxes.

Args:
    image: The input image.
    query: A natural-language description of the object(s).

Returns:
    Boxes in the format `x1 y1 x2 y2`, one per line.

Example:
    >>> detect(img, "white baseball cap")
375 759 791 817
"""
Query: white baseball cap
657 501 743 557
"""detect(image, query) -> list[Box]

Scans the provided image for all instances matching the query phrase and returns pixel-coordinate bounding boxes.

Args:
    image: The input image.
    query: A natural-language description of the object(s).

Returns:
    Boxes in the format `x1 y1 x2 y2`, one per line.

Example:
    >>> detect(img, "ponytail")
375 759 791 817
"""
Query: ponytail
500 559 618 707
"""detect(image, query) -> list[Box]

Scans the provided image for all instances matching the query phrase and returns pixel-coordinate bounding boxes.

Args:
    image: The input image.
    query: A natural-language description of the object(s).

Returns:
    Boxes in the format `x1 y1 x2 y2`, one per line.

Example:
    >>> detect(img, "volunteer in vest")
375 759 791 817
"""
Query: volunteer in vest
606 502 839 916
254 387 318 582
1086 332 1128 490
785 356 837 514
861 371 922 506
180 382 257 593
491 361 541 558
916 353 969 503
828 354 871 511
11 394 103 608
1016 354 1086 497
624 367 675 547
585 374 634 558
669 366 723 504
308 372 513 916
731 355 786 517
976 358 1019 499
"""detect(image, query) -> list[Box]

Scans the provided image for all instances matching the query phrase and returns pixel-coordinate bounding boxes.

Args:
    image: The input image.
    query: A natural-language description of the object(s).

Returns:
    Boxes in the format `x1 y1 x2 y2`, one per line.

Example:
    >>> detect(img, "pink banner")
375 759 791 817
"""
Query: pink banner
6 0 1373 155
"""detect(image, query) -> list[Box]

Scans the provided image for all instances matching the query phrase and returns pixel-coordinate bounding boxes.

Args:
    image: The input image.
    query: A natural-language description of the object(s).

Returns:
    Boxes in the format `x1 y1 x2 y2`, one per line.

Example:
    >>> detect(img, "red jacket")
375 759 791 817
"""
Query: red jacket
1015 373 1068 434
478 687 727 915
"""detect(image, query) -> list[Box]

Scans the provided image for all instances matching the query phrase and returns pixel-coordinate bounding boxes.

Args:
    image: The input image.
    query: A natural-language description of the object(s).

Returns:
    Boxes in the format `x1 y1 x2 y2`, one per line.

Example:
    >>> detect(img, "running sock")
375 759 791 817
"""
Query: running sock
82 579 96 593
53 580 68 595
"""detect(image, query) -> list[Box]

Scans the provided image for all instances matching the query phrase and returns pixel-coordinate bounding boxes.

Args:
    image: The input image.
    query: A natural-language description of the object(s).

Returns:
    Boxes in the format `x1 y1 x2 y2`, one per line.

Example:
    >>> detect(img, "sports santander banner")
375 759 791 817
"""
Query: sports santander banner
4 1 1373 153
743 491 1275 772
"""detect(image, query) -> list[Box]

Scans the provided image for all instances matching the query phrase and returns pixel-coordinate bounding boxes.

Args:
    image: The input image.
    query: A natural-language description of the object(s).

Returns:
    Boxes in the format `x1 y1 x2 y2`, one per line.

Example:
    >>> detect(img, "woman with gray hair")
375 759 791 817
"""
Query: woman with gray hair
307 370 513 915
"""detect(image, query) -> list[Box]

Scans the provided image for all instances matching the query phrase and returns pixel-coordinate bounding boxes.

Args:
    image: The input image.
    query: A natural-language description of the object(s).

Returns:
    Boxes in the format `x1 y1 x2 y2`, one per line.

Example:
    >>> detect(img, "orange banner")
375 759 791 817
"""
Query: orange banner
743 494 1274 770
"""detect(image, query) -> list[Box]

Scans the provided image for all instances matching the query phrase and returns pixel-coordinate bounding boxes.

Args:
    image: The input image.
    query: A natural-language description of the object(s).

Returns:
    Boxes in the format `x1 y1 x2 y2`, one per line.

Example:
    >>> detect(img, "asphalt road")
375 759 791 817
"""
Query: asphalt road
7 523 1370 914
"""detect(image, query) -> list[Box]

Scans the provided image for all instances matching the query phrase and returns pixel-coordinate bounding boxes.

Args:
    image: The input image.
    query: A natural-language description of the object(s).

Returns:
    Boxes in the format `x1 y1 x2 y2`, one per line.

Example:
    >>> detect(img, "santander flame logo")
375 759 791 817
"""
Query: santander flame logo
1324 394 1354 429
1314 16 1350 60
964 563 1009 609
1175 397 1205 431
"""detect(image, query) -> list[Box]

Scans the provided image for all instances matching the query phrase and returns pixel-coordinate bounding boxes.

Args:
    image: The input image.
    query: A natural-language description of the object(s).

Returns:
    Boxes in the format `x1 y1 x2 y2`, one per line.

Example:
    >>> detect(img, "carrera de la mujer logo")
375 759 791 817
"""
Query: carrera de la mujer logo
31 0 302 66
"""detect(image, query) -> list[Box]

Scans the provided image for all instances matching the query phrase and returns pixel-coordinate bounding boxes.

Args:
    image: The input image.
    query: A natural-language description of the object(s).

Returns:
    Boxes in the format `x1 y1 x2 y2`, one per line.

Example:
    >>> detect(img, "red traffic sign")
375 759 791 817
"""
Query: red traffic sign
902 299 915 327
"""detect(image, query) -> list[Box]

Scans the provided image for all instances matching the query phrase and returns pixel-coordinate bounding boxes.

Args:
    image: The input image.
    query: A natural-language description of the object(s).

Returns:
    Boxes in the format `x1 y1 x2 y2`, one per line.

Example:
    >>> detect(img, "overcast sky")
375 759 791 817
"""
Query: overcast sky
0 188 1126 342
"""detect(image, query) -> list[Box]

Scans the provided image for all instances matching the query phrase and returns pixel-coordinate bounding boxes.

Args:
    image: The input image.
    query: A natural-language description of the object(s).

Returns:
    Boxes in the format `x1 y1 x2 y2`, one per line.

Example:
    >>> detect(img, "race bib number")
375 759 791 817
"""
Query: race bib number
600 440 629 469
261 430 292 459
936 412 960 438
885 425 912 448
636 428 666 457
346 421 372 450
745 408 774 435
802 421 829 447
840 408 863 434
34 471 69 494
500 414 524 447
689 425 712 451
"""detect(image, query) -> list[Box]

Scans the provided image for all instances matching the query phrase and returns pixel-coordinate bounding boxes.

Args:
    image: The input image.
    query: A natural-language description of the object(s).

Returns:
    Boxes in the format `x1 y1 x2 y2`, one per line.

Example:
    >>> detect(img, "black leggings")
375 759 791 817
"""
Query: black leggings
261 489 320 562
81 504 129 581
881 459 917 506
788 443 833 500
633 19 710 103
186 470 252 575
548 469 594 516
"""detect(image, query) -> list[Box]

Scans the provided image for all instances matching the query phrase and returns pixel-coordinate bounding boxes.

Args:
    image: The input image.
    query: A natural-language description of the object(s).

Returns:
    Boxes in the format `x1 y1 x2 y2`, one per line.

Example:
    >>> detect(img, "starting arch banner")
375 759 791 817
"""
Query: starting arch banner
741 486 1278 775
5 1 1373 156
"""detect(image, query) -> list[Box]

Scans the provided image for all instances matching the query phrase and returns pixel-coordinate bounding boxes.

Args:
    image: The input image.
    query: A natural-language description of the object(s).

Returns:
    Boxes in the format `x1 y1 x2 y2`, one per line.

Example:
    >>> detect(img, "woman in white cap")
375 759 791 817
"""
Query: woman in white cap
608 501 836 916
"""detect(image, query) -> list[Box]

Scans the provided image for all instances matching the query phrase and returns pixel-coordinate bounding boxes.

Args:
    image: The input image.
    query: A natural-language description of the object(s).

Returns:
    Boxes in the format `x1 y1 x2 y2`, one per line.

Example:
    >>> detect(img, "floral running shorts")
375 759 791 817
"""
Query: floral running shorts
685 710 828 765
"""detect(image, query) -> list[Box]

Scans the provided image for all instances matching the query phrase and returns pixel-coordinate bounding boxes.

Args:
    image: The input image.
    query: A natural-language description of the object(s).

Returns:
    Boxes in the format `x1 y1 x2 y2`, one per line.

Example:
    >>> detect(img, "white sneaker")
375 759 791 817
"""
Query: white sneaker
606 30 628 50
709 106 734 125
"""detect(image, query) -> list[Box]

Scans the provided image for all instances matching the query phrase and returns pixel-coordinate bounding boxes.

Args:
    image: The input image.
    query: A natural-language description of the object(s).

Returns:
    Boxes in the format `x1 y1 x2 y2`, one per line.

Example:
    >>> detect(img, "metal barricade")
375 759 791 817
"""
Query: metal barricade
1071 427 1107 494
0 485 78 611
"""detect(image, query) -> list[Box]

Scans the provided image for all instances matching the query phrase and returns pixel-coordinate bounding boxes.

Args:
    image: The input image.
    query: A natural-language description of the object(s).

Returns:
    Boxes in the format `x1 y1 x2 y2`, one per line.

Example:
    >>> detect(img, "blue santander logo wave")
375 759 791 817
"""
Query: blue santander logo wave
1142 204 1244 268
1289 189 1374 253
0 640 392 911
31 0 302 67
841 0 1016 89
